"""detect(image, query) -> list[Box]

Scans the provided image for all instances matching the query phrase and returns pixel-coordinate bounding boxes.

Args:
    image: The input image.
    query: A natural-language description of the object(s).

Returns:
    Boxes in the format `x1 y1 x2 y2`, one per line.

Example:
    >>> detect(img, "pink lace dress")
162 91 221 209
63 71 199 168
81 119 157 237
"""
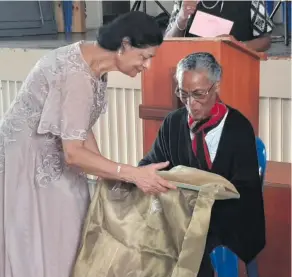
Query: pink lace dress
0 41 107 277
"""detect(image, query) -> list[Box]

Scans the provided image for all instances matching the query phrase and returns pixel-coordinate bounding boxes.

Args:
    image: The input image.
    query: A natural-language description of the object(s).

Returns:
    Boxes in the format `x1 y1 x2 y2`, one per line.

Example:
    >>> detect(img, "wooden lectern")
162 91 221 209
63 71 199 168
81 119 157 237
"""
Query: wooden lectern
139 37 266 154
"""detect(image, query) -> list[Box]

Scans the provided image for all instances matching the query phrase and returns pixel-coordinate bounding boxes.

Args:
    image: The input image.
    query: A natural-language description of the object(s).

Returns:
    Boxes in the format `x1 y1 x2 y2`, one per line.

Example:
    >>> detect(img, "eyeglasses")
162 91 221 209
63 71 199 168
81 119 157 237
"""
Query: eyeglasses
175 83 215 103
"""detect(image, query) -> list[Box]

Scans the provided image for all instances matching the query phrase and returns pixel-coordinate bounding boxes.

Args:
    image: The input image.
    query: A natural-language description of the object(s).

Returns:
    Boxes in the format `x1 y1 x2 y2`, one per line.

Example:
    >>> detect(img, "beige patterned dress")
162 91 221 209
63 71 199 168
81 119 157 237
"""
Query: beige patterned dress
0 41 107 277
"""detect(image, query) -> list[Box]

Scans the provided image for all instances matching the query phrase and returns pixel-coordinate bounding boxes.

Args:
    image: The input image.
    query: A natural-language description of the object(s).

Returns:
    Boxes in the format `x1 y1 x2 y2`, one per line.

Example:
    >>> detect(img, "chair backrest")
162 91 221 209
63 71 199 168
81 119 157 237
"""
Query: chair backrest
255 137 267 187
210 137 267 277
210 246 239 277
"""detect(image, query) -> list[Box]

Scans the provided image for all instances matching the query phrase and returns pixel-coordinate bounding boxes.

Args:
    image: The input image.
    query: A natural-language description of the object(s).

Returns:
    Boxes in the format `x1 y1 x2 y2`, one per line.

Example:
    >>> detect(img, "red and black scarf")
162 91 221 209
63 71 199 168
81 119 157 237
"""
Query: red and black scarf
188 100 228 170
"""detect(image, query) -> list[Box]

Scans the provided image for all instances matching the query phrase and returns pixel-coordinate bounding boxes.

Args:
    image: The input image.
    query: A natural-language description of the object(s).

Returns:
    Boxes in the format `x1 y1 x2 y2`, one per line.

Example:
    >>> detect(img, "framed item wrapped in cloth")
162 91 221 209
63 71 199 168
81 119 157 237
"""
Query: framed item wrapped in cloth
72 166 239 277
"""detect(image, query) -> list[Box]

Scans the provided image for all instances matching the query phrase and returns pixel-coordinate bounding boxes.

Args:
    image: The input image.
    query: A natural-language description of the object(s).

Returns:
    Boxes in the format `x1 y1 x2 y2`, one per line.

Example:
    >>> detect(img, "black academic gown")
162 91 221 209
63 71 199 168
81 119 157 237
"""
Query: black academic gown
139 106 265 276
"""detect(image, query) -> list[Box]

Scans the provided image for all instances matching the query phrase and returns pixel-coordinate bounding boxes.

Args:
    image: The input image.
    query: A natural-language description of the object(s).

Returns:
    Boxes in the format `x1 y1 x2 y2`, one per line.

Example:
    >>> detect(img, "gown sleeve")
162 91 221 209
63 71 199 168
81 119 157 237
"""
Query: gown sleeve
138 117 171 167
210 117 265 263
37 70 95 141
250 0 274 37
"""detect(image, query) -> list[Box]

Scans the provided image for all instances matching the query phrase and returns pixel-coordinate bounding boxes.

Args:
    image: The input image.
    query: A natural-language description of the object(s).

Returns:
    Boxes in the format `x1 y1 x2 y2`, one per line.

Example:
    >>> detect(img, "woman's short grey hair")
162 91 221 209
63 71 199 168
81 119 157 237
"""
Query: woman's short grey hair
175 52 222 84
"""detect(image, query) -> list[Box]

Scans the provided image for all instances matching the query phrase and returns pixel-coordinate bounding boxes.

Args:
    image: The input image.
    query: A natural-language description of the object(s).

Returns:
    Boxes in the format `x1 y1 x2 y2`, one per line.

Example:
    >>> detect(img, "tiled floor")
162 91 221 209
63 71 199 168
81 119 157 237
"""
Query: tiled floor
0 26 290 57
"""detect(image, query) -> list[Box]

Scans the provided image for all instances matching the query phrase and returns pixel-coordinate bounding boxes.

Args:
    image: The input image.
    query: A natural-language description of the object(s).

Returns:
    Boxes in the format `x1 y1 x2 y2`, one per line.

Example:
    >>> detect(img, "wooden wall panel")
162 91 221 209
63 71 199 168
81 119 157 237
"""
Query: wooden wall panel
220 43 260 134
239 162 291 277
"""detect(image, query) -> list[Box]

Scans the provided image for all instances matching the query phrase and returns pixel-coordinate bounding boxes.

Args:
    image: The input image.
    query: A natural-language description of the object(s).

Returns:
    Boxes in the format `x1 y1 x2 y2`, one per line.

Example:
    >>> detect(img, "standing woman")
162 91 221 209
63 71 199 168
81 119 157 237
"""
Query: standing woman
0 11 175 277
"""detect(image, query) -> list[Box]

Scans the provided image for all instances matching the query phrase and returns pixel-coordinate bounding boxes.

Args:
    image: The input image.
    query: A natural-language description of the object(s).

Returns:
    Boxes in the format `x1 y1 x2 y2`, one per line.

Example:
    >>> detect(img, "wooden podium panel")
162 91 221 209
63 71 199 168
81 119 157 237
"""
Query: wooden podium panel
139 37 266 154
239 162 291 277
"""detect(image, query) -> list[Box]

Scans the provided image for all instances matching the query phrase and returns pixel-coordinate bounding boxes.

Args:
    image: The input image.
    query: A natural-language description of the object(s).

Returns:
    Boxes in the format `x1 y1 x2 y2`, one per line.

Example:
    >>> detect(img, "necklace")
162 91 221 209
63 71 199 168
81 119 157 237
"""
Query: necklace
201 0 224 12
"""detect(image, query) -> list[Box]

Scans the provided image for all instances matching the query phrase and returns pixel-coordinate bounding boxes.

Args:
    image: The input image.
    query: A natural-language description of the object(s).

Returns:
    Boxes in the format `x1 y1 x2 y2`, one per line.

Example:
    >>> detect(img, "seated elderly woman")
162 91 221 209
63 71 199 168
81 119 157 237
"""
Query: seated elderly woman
139 52 265 276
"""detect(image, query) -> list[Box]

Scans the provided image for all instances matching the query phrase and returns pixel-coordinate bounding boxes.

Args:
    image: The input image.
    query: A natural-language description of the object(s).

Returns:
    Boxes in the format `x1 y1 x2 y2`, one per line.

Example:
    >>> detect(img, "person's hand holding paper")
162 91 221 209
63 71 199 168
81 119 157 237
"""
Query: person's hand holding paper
176 0 200 30
189 10 234 37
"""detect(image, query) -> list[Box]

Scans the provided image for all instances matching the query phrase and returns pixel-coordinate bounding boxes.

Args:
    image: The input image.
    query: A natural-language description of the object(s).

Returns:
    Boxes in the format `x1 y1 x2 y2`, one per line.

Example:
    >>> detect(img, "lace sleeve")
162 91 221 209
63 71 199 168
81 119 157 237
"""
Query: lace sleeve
37 70 94 141
165 0 182 34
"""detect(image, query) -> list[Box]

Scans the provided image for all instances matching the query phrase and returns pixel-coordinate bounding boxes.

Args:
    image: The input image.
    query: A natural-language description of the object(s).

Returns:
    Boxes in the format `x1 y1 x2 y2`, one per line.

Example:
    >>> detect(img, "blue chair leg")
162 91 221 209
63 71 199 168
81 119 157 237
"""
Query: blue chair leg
63 1 73 34
282 1 291 33
285 1 291 45
246 259 259 277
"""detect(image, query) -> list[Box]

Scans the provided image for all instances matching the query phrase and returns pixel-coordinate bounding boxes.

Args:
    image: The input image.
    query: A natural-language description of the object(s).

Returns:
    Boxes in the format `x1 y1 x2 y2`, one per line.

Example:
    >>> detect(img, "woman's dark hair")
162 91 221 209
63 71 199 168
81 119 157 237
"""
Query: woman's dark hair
97 11 163 51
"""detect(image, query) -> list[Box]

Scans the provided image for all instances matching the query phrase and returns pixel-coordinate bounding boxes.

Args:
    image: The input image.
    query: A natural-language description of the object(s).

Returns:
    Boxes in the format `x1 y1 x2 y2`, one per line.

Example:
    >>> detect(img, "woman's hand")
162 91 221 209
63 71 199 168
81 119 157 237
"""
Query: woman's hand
134 161 177 194
177 0 200 29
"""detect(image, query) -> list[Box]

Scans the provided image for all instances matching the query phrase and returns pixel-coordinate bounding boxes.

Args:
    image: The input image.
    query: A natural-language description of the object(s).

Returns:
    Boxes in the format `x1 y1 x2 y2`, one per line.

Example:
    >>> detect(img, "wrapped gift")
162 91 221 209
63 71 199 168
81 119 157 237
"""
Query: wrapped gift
72 166 239 277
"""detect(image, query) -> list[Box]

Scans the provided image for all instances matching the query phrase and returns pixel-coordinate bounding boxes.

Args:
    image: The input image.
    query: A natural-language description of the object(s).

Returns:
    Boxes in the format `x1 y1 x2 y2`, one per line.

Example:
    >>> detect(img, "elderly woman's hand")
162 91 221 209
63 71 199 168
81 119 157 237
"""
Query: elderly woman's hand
134 161 177 194
177 0 200 29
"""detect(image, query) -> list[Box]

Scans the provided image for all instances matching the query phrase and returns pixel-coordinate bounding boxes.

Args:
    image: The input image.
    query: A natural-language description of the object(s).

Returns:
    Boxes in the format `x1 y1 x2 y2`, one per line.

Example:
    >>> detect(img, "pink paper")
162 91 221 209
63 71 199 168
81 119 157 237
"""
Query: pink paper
189 11 234 37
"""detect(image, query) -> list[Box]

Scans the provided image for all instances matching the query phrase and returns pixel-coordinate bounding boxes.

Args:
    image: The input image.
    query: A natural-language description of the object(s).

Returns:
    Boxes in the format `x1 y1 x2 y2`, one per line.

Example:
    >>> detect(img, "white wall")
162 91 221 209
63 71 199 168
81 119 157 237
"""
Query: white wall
85 1 103 29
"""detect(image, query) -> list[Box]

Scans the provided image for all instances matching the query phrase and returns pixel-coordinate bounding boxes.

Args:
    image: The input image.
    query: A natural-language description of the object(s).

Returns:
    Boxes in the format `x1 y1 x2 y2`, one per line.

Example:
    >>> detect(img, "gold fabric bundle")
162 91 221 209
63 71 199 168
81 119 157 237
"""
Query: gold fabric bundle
72 166 239 277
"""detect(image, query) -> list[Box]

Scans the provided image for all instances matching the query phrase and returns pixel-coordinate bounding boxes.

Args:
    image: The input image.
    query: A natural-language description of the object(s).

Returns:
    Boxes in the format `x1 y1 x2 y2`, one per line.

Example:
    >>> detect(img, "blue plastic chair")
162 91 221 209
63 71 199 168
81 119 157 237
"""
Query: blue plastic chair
210 246 239 277
210 137 267 277
256 137 267 188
